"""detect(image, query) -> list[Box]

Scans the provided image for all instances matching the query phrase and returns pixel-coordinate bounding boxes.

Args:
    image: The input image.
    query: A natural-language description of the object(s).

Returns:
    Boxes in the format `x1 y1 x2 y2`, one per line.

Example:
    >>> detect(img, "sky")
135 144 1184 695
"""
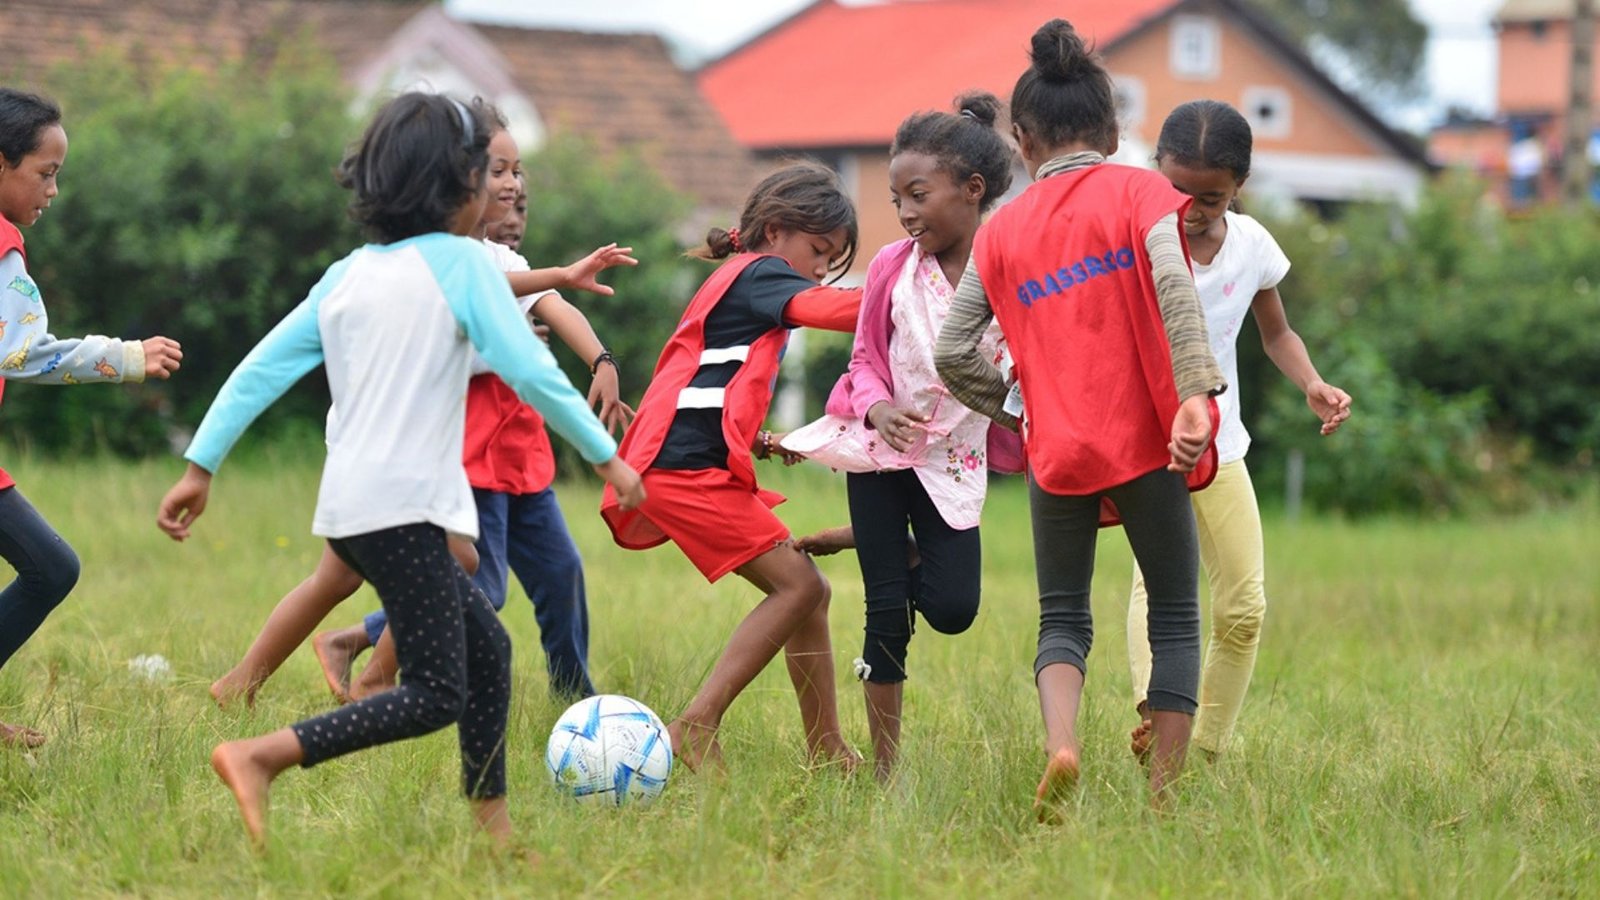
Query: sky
445 0 1508 129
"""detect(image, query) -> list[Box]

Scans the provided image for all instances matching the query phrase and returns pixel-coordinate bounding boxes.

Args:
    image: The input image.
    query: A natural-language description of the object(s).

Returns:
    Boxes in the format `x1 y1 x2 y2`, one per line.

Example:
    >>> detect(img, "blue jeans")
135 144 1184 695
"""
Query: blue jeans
365 487 593 698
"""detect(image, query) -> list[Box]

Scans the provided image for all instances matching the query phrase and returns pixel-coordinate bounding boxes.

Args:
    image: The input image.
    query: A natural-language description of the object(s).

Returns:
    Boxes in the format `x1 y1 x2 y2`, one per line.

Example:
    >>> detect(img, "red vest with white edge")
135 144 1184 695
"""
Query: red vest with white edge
974 163 1195 495
600 253 787 549
0 216 25 491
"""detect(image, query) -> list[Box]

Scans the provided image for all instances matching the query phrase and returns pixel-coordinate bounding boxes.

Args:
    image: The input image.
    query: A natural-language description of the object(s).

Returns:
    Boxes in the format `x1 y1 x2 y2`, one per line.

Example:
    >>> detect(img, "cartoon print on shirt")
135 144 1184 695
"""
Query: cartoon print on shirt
93 358 118 379
1 336 32 370
6 276 39 301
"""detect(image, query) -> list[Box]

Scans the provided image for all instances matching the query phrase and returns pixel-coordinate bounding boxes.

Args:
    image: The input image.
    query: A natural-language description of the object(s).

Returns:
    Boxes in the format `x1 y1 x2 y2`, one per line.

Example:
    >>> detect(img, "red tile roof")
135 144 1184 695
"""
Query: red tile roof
698 0 1176 150
473 25 761 211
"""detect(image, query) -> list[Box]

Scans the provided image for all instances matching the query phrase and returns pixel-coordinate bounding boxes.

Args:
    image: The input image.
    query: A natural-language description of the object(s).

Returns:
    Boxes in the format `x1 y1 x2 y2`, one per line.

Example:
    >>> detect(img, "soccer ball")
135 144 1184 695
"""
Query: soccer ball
545 694 673 805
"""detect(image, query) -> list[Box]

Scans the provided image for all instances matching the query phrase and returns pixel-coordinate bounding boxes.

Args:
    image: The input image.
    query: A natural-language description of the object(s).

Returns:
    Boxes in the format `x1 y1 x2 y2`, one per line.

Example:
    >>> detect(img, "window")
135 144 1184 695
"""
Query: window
1170 15 1220 80
1241 86 1292 139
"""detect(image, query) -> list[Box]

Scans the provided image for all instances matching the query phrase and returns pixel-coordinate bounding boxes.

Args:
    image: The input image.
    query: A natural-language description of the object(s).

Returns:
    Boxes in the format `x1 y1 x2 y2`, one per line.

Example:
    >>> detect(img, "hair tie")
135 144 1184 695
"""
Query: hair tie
448 97 475 148
959 109 980 121
728 227 744 252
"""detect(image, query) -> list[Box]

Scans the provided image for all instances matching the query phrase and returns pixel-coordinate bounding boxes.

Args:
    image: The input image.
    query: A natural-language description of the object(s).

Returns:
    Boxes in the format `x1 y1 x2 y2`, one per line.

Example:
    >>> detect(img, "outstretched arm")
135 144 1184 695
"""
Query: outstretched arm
934 256 1017 430
783 285 861 332
0 250 173 383
505 244 637 297
1251 286 1351 435
529 291 632 434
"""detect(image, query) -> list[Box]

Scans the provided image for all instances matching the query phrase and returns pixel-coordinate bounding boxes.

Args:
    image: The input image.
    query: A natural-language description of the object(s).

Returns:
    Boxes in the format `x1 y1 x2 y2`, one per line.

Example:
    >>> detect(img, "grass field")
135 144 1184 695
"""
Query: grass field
0 452 1595 898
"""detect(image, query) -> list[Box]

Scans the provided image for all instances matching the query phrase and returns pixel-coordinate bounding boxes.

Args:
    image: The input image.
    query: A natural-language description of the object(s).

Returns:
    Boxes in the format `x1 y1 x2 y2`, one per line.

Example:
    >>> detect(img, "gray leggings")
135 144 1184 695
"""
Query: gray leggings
1029 467 1201 715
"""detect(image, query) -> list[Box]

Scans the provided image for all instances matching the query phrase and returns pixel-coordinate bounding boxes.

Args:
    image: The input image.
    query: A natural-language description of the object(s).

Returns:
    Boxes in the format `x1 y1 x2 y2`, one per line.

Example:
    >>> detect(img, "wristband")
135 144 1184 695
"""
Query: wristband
590 350 618 376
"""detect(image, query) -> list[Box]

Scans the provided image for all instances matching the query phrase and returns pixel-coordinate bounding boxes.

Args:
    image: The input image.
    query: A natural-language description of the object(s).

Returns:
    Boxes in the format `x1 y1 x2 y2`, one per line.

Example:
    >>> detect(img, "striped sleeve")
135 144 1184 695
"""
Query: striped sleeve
1146 213 1227 401
933 255 1018 430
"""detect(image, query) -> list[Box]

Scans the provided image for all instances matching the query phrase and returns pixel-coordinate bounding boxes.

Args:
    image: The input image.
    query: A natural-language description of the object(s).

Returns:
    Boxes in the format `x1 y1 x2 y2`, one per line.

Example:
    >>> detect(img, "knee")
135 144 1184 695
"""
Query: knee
1213 593 1265 648
917 588 978 636
30 539 80 607
416 686 468 731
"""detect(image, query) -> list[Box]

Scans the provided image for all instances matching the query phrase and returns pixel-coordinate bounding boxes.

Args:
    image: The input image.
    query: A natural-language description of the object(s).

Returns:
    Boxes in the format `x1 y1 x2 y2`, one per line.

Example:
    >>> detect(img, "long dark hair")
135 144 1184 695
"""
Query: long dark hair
1155 99 1253 181
0 88 63 165
1010 19 1118 154
336 92 495 244
694 160 859 280
891 91 1014 213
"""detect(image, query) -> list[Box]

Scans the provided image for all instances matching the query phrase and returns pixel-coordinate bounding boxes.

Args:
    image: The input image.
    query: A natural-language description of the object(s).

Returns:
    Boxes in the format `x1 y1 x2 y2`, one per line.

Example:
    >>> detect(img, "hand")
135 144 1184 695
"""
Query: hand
142 336 183 380
769 431 805 466
561 244 638 296
531 321 552 344
157 463 213 541
586 363 635 435
794 525 855 557
866 401 930 454
1306 380 1352 435
1167 394 1213 473
595 456 645 510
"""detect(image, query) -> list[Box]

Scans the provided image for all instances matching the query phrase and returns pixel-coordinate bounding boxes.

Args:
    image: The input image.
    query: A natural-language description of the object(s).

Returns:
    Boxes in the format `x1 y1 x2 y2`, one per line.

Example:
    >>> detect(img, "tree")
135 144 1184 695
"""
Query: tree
1249 0 1429 101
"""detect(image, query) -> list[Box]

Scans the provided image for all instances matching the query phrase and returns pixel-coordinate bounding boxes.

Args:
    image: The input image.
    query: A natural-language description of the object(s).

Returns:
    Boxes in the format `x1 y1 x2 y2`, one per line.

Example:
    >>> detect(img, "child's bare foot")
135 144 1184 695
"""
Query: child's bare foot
1129 718 1153 763
210 671 259 709
0 722 46 748
472 797 513 850
211 740 275 849
311 628 363 703
806 735 864 775
667 718 725 774
794 526 855 557
1033 745 1081 824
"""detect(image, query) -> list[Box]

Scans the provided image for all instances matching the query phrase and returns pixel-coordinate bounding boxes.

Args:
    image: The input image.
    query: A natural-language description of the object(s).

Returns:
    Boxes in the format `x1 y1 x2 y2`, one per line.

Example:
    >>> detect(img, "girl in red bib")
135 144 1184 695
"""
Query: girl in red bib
0 89 182 748
600 162 863 773
934 20 1227 813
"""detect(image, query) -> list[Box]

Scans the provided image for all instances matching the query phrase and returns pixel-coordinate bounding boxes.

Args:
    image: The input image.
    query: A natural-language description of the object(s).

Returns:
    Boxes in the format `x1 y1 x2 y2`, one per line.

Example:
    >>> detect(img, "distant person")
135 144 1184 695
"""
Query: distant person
0 88 182 748
157 91 643 849
780 92 1022 781
599 161 863 774
1507 131 1543 208
934 19 1225 815
1125 99 1351 764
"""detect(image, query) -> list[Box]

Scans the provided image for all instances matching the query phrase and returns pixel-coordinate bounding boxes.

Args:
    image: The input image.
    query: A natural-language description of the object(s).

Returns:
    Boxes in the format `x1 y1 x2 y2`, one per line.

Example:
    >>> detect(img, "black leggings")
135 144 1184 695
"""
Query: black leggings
847 469 981 684
293 524 513 799
1029 467 1201 715
0 486 80 670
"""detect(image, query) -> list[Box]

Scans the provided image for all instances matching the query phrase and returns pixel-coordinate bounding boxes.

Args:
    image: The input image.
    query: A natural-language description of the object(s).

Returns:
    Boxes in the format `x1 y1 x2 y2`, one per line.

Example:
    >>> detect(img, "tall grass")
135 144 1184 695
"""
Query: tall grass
0 454 1594 897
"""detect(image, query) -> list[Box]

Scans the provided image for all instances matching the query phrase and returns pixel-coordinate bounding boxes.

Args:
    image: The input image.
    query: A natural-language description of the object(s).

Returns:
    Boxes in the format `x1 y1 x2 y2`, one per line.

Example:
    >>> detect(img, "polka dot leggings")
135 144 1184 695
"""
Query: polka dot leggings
293 524 512 799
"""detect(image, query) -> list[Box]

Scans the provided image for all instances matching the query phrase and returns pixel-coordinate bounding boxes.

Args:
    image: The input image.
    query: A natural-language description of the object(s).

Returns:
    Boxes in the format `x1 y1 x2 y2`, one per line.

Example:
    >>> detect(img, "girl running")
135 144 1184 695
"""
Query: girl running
599 161 863 773
781 93 1019 780
934 19 1226 813
157 91 643 849
1125 99 1351 761
0 88 182 747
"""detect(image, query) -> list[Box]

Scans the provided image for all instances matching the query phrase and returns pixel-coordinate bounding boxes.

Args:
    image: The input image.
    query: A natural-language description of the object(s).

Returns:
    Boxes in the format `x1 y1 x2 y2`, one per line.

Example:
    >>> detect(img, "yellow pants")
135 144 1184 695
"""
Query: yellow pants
1127 459 1265 754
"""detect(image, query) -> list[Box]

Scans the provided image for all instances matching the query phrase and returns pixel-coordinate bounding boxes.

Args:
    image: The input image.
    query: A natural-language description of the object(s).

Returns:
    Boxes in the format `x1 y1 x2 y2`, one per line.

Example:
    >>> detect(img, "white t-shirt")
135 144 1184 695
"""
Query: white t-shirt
186 233 615 540
1192 211 1290 463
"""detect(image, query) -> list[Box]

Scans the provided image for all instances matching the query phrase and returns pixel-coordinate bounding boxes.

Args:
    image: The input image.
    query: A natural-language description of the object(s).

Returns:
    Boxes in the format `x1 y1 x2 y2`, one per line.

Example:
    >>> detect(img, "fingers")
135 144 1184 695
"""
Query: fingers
156 499 191 541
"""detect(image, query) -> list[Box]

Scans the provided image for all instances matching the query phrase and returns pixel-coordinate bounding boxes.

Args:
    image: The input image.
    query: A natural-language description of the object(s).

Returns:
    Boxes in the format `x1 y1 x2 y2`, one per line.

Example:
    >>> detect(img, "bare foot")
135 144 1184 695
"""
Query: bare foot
667 718 726 774
794 525 855 557
1034 745 1081 824
311 630 360 703
346 670 395 703
210 671 259 709
0 722 46 748
211 740 274 849
472 797 513 850
807 736 864 775
1129 718 1153 764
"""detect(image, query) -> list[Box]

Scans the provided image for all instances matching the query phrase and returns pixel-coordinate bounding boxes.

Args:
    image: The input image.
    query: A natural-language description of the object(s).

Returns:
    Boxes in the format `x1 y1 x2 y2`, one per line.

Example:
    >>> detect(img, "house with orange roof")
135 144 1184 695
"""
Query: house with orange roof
700 0 1430 267
0 0 759 218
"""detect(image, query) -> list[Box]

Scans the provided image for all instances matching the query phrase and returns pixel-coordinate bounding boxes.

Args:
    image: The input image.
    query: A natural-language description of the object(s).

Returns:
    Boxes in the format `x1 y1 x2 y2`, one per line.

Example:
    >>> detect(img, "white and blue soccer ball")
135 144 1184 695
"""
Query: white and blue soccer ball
545 694 673 805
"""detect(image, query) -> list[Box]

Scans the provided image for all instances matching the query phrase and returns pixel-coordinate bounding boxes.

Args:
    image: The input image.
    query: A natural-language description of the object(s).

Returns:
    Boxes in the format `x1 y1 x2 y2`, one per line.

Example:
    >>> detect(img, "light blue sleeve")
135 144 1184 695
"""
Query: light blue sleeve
419 236 616 464
183 256 351 472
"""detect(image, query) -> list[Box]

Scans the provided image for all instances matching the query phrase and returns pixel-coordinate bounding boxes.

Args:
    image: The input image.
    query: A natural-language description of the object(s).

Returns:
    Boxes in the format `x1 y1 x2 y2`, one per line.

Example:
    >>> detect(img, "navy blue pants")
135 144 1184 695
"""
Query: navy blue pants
0 487 79 670
366 486 593 697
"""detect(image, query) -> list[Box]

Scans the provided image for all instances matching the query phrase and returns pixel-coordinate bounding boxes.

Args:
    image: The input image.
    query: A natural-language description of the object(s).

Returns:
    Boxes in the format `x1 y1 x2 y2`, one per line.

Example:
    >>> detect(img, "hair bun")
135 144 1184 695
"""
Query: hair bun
954 91 1002 129
1030 18 1097 82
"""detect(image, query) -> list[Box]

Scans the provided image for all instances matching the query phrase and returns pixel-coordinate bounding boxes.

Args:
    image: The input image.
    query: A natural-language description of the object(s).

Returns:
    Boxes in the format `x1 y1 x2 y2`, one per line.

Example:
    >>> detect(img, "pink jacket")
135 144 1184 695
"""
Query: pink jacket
824 239 1025 474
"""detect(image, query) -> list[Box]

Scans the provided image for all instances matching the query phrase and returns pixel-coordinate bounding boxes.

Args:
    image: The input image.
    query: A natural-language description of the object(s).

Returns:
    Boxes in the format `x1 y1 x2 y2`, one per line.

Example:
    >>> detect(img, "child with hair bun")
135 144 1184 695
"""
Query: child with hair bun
935 19 1226 814
157 91 643 849
782 92 1021 780
600 160 863 774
